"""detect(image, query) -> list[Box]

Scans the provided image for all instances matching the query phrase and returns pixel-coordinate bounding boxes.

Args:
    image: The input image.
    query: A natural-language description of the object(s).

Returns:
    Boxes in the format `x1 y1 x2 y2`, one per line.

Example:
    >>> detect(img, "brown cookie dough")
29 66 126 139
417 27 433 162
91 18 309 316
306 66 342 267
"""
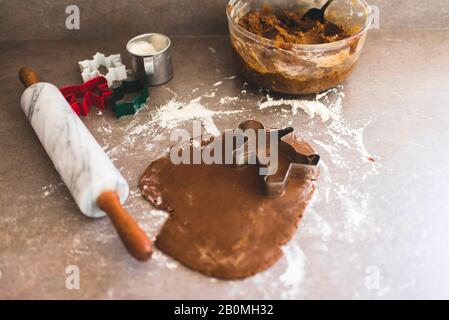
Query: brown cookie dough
140 135 318 279
230 5 361 94
238 6 350 45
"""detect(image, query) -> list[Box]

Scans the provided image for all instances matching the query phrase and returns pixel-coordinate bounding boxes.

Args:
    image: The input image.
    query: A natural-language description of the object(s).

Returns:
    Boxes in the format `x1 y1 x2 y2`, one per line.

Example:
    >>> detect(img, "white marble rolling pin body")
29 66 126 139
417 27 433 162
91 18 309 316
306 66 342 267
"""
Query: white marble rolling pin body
21 82 129 218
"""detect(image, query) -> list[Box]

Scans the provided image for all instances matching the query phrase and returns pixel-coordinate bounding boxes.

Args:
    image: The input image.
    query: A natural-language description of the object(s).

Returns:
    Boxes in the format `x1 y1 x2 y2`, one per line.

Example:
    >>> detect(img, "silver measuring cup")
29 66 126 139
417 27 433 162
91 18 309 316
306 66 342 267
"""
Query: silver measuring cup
126 33 173 86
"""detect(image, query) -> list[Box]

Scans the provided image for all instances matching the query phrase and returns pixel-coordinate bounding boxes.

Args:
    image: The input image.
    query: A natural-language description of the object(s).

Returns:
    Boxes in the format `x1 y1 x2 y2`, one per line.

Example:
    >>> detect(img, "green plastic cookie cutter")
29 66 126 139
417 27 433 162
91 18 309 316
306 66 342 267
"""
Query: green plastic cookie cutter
111 77 149 118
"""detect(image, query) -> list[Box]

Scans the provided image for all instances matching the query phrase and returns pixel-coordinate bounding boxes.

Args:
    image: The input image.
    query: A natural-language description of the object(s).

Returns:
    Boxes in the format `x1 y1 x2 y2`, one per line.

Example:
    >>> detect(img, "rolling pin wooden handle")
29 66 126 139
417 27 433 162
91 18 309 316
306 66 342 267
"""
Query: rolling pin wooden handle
19 67 39 88
97 191 153 261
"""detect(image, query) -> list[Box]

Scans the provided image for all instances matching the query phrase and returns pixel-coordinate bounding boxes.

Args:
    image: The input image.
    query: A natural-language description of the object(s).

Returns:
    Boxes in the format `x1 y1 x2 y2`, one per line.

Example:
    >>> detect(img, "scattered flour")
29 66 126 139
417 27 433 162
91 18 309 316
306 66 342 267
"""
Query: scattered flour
322 88 376 163
40 183 64 198
304 86 379 242
202 92 216 98
259 94 336 122
88 75 379 299
154 98 240 136
104 91 244 159
163 86 178 98
219 96 238 104
279 241 306 290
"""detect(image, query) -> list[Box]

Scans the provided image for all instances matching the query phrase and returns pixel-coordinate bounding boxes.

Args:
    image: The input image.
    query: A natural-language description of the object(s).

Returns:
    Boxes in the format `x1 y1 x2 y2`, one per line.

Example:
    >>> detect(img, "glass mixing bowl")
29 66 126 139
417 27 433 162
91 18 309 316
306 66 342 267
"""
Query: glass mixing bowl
226 0 373 94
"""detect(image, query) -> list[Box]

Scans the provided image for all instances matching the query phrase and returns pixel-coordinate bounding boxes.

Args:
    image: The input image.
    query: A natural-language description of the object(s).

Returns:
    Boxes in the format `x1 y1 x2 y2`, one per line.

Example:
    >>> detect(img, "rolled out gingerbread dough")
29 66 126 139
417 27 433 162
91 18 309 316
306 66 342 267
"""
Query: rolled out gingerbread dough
140 134 318 279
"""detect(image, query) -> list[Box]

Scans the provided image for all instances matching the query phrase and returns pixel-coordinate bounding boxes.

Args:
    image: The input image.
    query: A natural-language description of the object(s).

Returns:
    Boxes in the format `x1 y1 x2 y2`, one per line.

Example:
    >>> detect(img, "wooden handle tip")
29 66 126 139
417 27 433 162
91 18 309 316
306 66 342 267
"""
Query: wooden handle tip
19 67 39 88
97 191 153 262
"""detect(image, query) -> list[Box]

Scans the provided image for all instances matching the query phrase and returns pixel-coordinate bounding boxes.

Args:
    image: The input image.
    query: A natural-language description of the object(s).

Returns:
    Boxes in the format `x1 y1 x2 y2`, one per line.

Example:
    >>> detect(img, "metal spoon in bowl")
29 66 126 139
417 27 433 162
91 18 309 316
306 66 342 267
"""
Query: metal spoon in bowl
301 0 335 24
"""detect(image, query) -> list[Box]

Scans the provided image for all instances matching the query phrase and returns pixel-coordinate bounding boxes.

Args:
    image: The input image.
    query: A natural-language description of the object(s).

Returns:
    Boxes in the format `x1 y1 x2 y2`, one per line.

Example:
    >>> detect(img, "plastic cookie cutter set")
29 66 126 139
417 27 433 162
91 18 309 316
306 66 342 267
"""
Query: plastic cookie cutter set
61 50 150 118
59 76 113 116
232 120 320 197
59 74 149 118
79 52 127 86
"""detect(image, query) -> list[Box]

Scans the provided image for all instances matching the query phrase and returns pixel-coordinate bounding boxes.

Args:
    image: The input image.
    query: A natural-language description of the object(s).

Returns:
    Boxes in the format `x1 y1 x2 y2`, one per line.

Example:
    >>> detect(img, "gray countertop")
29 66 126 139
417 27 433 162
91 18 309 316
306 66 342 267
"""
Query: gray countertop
1 28 449 299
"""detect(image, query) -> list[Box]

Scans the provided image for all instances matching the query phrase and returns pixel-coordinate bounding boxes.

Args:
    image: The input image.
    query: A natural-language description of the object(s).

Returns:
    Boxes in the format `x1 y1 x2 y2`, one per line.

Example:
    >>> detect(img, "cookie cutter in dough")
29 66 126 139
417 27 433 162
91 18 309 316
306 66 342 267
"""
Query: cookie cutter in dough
232 120 320 197
79 52 128 86
110 75 149 118
59 76 113 116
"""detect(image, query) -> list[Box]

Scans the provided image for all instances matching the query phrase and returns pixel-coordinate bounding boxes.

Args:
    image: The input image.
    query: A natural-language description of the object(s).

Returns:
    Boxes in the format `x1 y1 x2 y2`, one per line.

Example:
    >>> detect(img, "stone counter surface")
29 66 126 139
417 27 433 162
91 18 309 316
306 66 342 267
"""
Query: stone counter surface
1 1 449 299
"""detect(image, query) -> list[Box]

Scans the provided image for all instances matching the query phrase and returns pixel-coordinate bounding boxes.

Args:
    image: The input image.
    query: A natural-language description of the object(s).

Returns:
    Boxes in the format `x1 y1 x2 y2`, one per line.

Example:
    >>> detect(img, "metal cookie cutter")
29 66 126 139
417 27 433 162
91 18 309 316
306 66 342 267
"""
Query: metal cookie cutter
78 52 128 86
232 120 320 197
110 75 149 118
59 76 113 116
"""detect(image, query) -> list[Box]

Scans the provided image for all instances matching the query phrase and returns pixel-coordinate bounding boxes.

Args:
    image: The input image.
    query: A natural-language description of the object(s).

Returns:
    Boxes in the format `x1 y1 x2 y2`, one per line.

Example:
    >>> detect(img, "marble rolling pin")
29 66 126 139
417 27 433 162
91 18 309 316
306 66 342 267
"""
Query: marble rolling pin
19 67 152 261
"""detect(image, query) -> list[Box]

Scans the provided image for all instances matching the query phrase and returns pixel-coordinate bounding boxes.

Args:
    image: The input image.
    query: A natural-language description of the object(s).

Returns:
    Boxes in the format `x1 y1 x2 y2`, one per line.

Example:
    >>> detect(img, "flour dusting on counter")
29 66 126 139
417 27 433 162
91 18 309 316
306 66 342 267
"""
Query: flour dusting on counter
154 98 241 136
301 86 379 243
259 94 336 122
279 241 306 297
103 89 245 159
86 76 380 299
219 96 238 104
40 182 64 198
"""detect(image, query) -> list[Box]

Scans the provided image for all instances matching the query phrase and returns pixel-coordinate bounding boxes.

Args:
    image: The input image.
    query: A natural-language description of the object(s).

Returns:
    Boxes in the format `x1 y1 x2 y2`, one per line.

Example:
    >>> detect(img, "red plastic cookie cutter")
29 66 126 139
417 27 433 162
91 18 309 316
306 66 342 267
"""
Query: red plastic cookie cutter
59 76 113 116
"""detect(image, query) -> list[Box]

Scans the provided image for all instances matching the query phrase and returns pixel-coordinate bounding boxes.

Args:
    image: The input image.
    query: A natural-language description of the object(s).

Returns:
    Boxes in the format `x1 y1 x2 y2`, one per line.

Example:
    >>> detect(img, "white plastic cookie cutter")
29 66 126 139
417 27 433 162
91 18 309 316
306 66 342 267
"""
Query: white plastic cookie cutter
78 52 128 86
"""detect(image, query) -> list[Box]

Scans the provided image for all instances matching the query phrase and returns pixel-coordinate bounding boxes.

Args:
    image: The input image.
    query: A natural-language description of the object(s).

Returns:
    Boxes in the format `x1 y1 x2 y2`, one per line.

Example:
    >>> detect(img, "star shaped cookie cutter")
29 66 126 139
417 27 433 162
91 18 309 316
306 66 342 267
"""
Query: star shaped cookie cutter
59 76 113 116
232 120 320 197
78 52 128 86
